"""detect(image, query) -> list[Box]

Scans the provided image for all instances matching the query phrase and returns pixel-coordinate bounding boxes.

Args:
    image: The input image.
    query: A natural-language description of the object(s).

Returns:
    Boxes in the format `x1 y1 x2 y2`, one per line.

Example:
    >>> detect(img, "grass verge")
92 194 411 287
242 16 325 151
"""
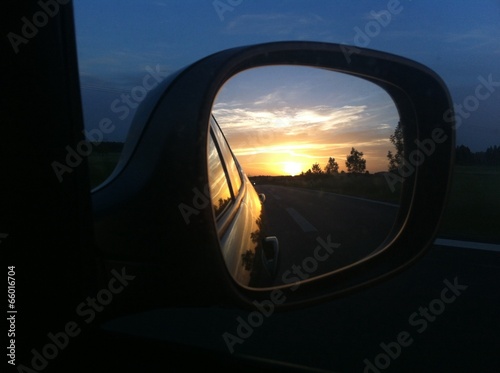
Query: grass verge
438 165 500 243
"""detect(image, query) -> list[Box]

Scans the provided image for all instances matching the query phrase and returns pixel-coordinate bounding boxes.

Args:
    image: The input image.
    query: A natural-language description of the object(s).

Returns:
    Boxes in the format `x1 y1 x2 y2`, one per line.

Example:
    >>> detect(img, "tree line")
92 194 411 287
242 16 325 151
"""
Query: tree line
300 121 405 176
455 144 500 166
301 147 368 176
291 118 500 179
384 122 500 168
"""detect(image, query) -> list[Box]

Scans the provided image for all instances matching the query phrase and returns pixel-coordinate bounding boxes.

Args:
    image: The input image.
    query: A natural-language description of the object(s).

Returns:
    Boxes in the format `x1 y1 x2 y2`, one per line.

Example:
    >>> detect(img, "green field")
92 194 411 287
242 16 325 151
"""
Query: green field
438 165 500 243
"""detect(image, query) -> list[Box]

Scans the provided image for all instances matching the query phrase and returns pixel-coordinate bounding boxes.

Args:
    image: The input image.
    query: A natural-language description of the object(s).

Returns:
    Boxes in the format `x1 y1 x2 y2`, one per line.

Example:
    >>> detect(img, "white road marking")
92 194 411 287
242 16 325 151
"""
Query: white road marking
434 238 500 252
269 185 399 207
286 207 317 232
332 193 400 208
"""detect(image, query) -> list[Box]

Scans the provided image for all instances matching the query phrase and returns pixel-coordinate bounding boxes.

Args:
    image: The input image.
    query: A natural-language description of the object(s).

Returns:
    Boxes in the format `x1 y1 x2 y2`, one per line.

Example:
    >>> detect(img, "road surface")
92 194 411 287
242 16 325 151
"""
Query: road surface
254 184 400 284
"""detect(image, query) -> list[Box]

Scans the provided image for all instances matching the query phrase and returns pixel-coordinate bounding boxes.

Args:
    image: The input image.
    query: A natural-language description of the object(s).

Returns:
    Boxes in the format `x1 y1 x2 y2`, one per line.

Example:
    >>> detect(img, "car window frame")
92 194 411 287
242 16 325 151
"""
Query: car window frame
208 131 234 219
210 116 243 196
209 116 246 237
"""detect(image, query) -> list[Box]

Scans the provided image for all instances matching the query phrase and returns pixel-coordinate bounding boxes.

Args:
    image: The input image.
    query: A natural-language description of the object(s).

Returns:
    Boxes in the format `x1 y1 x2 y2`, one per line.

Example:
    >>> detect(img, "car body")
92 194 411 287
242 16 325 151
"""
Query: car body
207 115 278 287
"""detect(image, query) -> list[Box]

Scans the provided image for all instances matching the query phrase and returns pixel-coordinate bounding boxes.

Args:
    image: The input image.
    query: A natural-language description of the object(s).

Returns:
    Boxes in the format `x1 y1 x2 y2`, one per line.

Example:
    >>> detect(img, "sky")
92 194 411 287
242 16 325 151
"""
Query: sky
213 66 398 175
74 0 500 175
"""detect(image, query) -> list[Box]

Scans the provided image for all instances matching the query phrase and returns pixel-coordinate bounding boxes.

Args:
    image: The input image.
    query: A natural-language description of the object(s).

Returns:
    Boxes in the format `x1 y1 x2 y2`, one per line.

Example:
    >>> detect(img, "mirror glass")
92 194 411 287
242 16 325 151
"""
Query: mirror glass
211 65 403 288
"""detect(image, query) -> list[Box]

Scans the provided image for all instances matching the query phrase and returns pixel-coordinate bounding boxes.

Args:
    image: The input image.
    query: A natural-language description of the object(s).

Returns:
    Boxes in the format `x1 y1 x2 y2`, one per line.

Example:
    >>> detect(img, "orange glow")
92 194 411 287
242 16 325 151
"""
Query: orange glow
233 146 391 176
283 162 303 176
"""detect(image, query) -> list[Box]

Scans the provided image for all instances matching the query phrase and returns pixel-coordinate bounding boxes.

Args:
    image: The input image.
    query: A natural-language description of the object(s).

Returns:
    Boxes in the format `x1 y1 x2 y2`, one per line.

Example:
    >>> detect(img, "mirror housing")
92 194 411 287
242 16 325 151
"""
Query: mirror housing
92 41 454 313
261 236 279 277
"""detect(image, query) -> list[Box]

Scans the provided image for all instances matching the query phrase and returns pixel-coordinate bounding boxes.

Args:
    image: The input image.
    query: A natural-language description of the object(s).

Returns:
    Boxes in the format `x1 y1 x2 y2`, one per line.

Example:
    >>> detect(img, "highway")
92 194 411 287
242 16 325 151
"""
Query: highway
254 184 400 284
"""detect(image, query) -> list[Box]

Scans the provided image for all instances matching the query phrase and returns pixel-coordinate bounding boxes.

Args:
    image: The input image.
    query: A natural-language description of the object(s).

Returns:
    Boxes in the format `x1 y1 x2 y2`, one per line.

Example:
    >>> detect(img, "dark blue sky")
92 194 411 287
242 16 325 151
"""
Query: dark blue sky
74 0 500 151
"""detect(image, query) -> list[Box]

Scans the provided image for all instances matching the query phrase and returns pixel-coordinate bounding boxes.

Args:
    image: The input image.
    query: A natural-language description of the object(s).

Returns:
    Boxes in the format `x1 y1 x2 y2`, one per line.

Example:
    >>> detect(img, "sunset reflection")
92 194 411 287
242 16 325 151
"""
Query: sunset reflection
213 66 399 176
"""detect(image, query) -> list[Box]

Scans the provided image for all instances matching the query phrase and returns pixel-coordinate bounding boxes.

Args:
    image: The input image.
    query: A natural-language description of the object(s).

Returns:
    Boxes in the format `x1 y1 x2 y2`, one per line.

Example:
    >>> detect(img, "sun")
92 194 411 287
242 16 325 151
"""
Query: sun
283 162 303 176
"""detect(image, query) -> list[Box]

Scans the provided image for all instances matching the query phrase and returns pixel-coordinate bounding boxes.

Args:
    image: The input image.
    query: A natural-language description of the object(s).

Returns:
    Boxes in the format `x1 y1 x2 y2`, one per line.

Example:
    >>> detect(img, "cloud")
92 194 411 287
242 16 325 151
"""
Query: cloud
444 27 495 43
213 104 369 135
78 56 172 92
213 102 396 174
225 13 326 36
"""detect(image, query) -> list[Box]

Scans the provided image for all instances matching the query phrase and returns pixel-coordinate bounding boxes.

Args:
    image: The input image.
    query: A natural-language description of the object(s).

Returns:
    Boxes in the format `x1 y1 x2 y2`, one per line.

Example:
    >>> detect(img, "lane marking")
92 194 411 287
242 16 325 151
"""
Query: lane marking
434 238 500 252
286 207 317 232
269 191 281 200
329 193 400 208
270 185 399 207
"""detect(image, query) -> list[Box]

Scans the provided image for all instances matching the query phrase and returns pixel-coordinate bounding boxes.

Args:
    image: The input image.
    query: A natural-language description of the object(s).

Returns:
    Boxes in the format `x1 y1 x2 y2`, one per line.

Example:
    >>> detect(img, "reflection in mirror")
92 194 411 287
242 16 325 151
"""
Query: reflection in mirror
212 66 403 288
208 134 232 218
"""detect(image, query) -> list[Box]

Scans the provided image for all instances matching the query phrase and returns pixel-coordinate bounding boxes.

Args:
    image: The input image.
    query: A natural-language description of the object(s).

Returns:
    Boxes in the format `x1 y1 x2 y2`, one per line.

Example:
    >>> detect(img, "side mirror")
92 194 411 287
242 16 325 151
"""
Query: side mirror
92 41 454 313
258 193 266 204
261 236 279 276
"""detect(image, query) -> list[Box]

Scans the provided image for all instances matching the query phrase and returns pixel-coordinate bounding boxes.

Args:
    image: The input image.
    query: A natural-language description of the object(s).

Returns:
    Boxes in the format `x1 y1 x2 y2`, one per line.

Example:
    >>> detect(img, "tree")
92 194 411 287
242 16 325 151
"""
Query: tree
485 145 500 165
387 121 404 172
324 157 339 174
455 145 473 165
345 147 366 173
311 162 323 174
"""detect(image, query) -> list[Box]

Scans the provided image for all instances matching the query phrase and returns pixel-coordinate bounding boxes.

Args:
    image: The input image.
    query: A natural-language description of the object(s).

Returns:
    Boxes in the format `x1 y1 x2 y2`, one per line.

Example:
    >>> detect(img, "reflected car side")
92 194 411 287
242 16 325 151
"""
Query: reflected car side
209 115 279 287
